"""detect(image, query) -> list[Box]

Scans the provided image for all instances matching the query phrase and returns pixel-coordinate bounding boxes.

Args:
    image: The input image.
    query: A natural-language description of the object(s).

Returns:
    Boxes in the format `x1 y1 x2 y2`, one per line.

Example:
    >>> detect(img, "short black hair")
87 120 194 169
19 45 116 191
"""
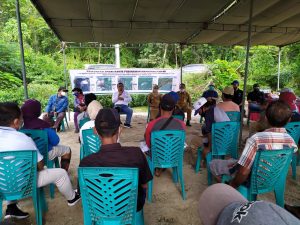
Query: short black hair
84 93 97 106
117 82 124 86
72 87 83 94
0 102 21 126
222 93 233 100
266 100 292 127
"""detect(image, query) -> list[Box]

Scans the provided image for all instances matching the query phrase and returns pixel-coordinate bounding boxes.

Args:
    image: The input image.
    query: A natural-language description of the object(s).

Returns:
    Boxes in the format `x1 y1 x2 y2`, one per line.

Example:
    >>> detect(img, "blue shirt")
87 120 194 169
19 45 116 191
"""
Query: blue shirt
45 94 68 113
44 128 60 151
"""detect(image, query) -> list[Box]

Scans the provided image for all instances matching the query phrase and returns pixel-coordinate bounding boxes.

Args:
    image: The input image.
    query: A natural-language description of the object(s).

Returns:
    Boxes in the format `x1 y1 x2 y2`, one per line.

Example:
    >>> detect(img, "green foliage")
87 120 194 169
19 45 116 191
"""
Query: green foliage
183 73 208 102
0 72 22 89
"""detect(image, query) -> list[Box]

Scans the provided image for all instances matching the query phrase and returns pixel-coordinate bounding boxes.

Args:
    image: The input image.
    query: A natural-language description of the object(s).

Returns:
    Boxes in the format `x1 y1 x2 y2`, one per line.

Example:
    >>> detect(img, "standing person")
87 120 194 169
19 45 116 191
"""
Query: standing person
177 83 192 126
112 82 133 128
202 82 219 103
247 83 265 112
231 80 243 109
72 88 85 133
21 99 72 171
79 108 153 212
147 84 162 121
0 102 80 219
43 86 68 131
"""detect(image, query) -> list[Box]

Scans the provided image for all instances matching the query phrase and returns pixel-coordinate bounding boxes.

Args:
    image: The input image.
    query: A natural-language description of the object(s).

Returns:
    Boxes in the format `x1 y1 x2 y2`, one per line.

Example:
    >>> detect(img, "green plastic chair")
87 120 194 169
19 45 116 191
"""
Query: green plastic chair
172 115 184 121
59 114 69 132
195 122 240 185
20 129 59 199
0 150 45 225
79 117 90 129
147 130 186 202
80 128 102 160
226 111 241 122
78 167 144 225
285 122 300 180
237 149 294 207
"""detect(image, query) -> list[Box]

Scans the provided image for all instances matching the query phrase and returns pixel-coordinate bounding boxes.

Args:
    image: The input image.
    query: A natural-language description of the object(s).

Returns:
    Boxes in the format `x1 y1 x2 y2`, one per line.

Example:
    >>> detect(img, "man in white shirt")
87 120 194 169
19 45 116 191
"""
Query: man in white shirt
0 102 80 220
112 82 133 128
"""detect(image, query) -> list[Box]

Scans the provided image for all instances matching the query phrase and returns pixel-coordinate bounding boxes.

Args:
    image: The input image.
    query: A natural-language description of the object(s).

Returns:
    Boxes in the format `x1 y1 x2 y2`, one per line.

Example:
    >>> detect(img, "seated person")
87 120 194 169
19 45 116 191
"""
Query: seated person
77 93 97 125
79 108 153 212
199 183 300 225
279 88 300 121
72 88 85 133
0 102 80 219
79 100 102 143
195 87 239 165
167 91 185 119
209 100 298 187
43 86 68 131
112 82 133 128
247 83 265 113
147 84 162 121
144 94 186 176
21 99 72 171
177 83 192 126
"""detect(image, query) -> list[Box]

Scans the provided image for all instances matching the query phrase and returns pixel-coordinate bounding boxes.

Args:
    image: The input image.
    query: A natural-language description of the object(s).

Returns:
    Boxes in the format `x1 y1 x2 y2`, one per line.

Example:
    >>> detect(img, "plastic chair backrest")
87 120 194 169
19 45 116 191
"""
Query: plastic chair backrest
78 167 138 225
249 149 293 195
172 115 184 121
20 129 49 163
0 150 37 200
226 111 241 122
150 130 185 168
79 118 90 129
285 122 300 144
211 121 240 158
82 128 102 159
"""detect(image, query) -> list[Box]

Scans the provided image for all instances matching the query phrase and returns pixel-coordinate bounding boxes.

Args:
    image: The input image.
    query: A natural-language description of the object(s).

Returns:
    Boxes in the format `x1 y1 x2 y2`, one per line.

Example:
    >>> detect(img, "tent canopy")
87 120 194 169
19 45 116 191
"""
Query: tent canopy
30 0 300 46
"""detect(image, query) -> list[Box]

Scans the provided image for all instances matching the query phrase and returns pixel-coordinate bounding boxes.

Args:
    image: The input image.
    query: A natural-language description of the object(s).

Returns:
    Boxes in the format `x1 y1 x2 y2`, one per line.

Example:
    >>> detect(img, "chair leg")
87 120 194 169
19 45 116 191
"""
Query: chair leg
274 185 285 207
0 200 2 221
206 153 212 185
65 116 69 129
178 166 186 200
172 167 178 183
135 209 145 225
291 154 297 180
147 158 154 203
35 189 42 225
195 147 202 173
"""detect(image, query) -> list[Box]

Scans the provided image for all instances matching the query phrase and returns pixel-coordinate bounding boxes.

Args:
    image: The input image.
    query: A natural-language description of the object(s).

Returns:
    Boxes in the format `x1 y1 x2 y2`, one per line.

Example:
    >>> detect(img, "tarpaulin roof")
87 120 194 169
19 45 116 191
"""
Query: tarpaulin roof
30 0 300 46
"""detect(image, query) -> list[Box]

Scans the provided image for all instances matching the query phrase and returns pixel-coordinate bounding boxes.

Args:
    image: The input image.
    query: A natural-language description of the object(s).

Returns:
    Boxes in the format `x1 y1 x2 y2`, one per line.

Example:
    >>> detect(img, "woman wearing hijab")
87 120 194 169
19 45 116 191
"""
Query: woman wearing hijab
147 84 162 121
72 88 85 133
21 99 72 171
79 100 103 143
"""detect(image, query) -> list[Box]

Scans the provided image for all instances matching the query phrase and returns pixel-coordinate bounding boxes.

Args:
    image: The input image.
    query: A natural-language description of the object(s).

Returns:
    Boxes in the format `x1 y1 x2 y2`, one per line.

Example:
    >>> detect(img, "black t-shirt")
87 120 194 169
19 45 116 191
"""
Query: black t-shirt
233 89 243 105
247 90 265 104
79 143 153 211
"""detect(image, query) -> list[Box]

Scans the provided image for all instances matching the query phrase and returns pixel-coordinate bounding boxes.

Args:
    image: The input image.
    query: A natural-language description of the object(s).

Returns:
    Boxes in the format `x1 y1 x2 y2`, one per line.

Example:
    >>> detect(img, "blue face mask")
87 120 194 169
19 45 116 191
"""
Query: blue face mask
208 86 214 91
73 92 79 97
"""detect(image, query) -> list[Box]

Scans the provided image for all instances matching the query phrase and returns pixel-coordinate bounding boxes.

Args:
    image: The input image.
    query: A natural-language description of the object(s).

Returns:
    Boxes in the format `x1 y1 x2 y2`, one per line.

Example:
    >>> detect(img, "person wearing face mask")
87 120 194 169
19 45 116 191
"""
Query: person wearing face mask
247 83 265 113
202 82 219 103
147 84 162 121
79 108 153 213
231 80 243 109
72 87 85 133
177 83 192 126
43 86 69 131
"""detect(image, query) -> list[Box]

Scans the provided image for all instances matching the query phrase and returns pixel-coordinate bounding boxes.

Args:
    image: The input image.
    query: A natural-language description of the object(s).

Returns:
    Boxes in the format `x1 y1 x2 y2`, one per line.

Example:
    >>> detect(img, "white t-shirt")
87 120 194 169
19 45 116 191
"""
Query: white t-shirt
79 120 95 143
0 126 43 162
112 91 132 106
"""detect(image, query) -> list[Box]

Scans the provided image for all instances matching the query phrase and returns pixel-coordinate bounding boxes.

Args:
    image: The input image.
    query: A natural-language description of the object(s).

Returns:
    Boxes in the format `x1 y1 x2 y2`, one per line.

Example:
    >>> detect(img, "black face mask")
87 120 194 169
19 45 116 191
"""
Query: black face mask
254 88 260 92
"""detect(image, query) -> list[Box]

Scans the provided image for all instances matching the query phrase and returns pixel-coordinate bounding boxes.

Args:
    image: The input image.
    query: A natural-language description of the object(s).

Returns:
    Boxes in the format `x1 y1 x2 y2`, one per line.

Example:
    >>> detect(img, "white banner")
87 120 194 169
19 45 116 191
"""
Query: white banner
69 68 180 94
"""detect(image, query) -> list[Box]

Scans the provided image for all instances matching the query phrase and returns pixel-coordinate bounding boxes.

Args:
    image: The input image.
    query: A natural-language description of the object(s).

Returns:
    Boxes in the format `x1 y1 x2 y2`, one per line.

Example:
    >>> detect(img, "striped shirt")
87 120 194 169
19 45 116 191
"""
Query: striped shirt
238 128 298 169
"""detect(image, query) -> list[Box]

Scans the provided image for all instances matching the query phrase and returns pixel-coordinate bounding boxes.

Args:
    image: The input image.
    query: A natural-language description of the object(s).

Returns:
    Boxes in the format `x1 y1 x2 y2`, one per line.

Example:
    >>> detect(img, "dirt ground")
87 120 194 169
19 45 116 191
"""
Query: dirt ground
6 113 300 225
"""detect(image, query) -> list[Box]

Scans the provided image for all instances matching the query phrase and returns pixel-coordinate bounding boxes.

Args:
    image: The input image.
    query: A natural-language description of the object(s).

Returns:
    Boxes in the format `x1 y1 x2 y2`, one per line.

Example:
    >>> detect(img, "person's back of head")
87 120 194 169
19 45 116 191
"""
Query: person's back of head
87 100 103 120
0 102 21 128
221 86 234 101
84 93 97 106
160 94 176 116
94 108 121 139
266 100 292 127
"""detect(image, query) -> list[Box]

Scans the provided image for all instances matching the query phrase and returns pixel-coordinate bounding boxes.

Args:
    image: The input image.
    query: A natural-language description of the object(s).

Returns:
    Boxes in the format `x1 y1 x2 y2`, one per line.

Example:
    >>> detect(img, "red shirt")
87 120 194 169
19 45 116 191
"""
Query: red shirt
279 92 297 111
145 116 186 147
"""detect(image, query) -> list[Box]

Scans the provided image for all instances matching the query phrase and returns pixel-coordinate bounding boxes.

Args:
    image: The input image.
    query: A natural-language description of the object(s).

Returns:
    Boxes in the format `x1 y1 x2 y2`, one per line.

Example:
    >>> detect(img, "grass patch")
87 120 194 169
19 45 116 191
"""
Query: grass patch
133 106 148 112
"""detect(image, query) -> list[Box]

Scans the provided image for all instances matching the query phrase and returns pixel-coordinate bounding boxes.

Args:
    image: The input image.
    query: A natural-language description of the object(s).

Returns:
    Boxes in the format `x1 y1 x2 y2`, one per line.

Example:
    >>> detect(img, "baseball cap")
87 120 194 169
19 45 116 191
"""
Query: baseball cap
198 184 248 225
58 86 68 92
231 80 239 85
222 86 234 96
193 97 207 116
95 108 121 129
160 94 176 111
168 91 179 103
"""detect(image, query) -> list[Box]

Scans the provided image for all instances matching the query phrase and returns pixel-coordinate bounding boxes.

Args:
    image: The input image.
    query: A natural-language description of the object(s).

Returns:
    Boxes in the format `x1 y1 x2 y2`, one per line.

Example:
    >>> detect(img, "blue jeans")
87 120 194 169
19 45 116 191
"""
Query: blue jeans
115 105 133 125
249 103 261 112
